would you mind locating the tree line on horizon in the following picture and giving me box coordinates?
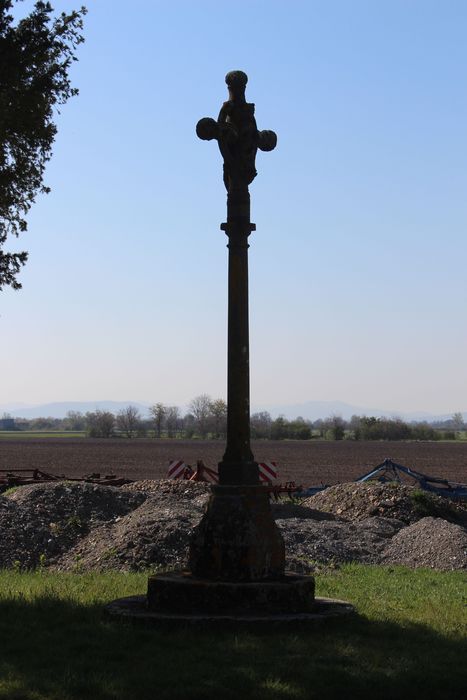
[1,399,465,441]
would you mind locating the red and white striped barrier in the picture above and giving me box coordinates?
[258,461,278,484]
[169,459,277,484]
[190,461,219,484]
[167,460,192,479]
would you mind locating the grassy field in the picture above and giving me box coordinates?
[1,431,466,441]
[0,565,465,700]
[0,432,86,440]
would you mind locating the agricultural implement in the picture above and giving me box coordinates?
[355,458,467,499]
[0,468,133,494]
[167,460,303,498]
[296,458,467,500]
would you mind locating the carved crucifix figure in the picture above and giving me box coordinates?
[197,70,276,192]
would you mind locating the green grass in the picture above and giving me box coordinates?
[0,565,465,700]
[1,486,21,496]
[409,489,466,523]
[0,431,86,440]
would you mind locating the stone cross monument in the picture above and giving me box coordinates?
[146,72,316,617]
[110,73,353,621]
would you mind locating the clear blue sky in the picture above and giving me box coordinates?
[2,0,466,414]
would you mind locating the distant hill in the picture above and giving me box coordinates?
[0,402,34,413]
[251,400,466,423]
[5,399,465,423]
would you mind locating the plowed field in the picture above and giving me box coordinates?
[1,438,466,485]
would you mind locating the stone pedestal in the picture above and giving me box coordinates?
[107,592,354,627]
[147,571,315,615]
[188,484,286,581]
[143,485,318,620]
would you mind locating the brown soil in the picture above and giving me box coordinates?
[1,438,466,485]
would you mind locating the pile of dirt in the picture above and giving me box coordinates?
[381,517,467,570]
[59,480,210,572]
[0,480,465,573]
[123,479,211,504]
[0,482,145,569]
[303,482,467,525]
[278,516,404,574]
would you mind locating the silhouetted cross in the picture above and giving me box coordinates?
[196,70,277,194]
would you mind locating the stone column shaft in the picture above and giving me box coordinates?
[218,185,258,485]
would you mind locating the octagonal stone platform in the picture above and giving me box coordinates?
[105,570,355,627]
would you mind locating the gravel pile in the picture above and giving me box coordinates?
[0,480,465,572]
[279,516,405,574]
[123,478,211,505]
[58,481,210,572]
[303,482,467,525]
[381,517,467,570]
[0,482,144,569]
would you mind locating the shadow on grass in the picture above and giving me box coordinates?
[0,594,465,700]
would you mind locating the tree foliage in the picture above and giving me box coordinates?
[0,0,86,290]
[85,410,115,438]
[250,411,272,439]
[451,412,465,433]
[165,405,181,438]
[149,403,166,438]
[328,414,345,440]
[189,394,212,438]
[209,398,227,438]
[116,405,142,438]
[270,415,312,440]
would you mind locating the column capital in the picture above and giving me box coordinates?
[220,222,256,234]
